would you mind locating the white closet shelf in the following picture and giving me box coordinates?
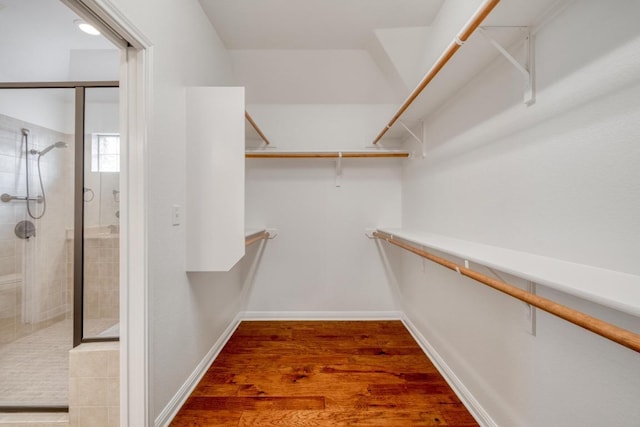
[375,227,640,317]
[246,150,411,159]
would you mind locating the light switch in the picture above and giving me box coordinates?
[172,205,181,226]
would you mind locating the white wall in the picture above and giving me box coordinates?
[416,0,483,79]
[0,90,74,134]
[398,1,640,425]
[368,26,431,93]
[69,49,120,81]
[245,105,403,314]
[244,104,401,149]
[245,158,402,313]
[231,50,400,103]
[107,0,240,421]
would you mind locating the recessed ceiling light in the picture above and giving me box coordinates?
[74,19,100,36]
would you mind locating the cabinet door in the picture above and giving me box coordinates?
[186,87,244,271]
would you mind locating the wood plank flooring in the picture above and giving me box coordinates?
[170,321,478,426]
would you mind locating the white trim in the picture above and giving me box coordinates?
[240,310,404,321]
[154,313,243,427]
[400,313,497,427]
[71,1,152,425]
[66,0,152,49]
[120,43,151,427]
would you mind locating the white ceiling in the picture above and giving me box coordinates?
[200,0,445,49]
[0,0,118,82]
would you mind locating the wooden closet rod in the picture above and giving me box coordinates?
[245,231,270,247]
[246,151,410,159]
[373,0,501,144]
[373,231,640,354]
[245,111,271,145]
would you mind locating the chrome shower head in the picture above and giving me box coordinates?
[31,141,68,156]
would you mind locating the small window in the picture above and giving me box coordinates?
[91,133,120,172]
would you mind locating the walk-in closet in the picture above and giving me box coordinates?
[2,0,638,426]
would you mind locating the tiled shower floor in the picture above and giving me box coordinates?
[0,318,117,407]
[0,319,71,407]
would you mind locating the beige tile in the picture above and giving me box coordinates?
[44,288,64,311]
[106,377,119,406]
[0,239,15,257]
[84,262,99,277]
[84,238,101,248]
[68,409,78,427]
[84,290,100,319]
[69,377,109,406]
[108,406,119,427]
[0,206,16,224]
[84,247,100,262]
[0,255,16,276]
[0,287,17,316]
[69,349,109,378]
[99,276,118,292]
[99,238,114,248]
[98,263,115,278]
[0,315,16,343]
[99,248,114,262]
[73,406,108,427]
[107,351,119,378]
[84,275,100,291]
[100,291,119,318]
[0,224,14,240]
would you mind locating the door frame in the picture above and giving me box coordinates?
[62,1,153,425]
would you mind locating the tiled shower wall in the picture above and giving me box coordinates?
[0,113,73,344]
[67,234,119,324]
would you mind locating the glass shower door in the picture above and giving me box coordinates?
[0,88,75,408]
[82,87,120,340]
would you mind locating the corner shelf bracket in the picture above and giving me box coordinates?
[526,281,537,336]
[479,26,535,106]
[335,151,343,187]
[398,120,426,158]
[488,266,537,335]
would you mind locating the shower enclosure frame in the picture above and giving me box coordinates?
[0,80,119,412]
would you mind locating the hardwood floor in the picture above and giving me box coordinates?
[171,321,478,426]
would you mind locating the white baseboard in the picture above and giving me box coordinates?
[400,313,497,427]
[154,312,243,427]
[240,310,403,320]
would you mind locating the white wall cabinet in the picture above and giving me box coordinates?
[186,87,245,271]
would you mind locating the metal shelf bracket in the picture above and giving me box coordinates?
[335,151,343,187]
[526,281,537,336]
[479,27,535,106]
[398,120,426,158]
